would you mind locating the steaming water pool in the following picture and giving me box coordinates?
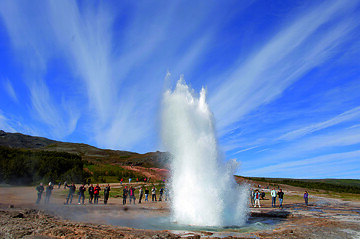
[105,215,283,234]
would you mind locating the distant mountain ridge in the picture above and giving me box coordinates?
[0,130,169,169]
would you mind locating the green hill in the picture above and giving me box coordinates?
[239,176,360,194]
[0,130,169,168]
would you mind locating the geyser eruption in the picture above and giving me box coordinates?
[161,78,249,227]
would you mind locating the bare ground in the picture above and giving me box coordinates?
[1,183,360,238]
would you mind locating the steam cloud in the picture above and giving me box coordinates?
[161,78,249,227]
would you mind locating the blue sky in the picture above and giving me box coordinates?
[1,0,360,179]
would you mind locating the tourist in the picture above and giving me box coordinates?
[304,191,309,206]
[104,184,111,205]
[64,181,68,189]
[254,190,261,208]
[129,186,136,204]
[88,184,94,204]
[65,182,76,204]
[129,178,132,184]
[145,188,149,202]
[152,187,157,201]
[278,189,284,208]
[249,188,254,206]
[271,188,277,208]
[123,186,128,205]
[260,191,266,200]
[94,184,101,204]
[159,187,164,201]
[120,178,123,185]
[44,182,53,204]
[139,187,143,204]
[58,182,61,189]
[78,184,86,204]
[35,183,44,204]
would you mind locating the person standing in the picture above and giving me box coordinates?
[129,186,136,204]
[278,189,284,208]
[271,188,277,208]
[145,188,149,202]
[159,187,164,201]
[139,187,144,204]
[35,183,44,204]
[123,186,128,205]
[129,178,132,184]
[44,182,53,204]
[58,182,61,189]
[249,188,254,206]
[254,190,261,208]
[104,184,111,205]
[304,191,309,206]
[78,184,86,204]
[65,182,76,204]
[151,187,157,201]
[88,184,94,204]
[94,184,101,204]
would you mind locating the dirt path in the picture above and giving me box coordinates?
[121,166,169,181]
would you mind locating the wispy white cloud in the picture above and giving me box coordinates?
[0,1,80,139]
[0,111,15,132]
[242,150,360,179]
[29,79,79,138]
[234,146,258,154]
[210,0,359,135]
[241,125,360,174]
[278,106,360,140]
[1,0,359,182]
[3,78,18,102]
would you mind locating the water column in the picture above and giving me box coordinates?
[161,78,249,227]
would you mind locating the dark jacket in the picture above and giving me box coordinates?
[104,186,111,195]
[123,188,128,197]
[278,191,284,199]
[79,185,86,194]
[36,185,44,193]
[68,185,76,194]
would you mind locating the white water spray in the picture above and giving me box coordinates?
[161,78,249,227]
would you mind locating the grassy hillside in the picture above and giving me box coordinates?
[0,130,170,185]
[0,130,170,169]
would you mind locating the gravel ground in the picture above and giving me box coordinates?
[1,185,360,238]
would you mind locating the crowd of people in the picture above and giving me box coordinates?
[250,187,309,208]
[36,182,309,208]
[250,187,286,208]
[35,181,169,205]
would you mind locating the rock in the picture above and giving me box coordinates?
[12,213,24,218]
